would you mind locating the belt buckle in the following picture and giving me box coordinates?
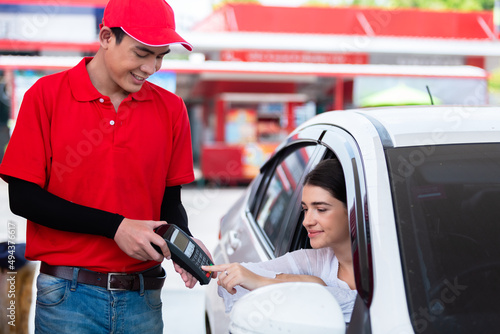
[107,273,128,291]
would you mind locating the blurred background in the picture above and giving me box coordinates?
[0,0,499,184]
[0,1,499,332]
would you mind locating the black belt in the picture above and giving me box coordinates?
[40,262,166,291]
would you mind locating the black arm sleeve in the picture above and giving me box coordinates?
[8,177,124,239]
[160,185,192,236]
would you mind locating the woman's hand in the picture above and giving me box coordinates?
[202,263,272,294]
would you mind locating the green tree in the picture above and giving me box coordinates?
[351,0,380,6]
[387,0,494,11]
[216,0,260,5]
[302,0,334,7]
[213,0,261,10]
[216,0,494,11]
[488,67,500,93]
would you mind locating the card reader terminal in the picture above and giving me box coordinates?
[153,224,213,285]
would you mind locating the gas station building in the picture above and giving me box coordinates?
[0,2,497,182]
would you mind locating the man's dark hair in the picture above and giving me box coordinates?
[303,158,347,205]
[110,27,126,44]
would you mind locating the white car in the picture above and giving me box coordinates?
[204,105,500,334]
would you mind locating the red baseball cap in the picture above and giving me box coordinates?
[101,0,192,51]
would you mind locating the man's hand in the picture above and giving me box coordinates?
[114,219,171,262]
[174,237,215,288]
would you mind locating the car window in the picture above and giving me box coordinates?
[254,145,316,251]
[386,143,500,333]
[281,149,343,253]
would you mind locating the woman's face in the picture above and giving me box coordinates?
[301,184,349,249]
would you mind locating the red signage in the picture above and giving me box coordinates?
[221,50,368,64]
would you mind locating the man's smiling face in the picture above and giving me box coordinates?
[104,32,170,94]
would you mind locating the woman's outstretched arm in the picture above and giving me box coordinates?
[203,263,326,294]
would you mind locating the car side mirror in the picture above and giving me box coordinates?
[228,282,346,334]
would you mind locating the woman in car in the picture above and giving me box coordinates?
[202,158,357,322]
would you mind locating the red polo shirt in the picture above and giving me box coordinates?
[0,57,194,273]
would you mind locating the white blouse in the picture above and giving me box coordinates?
[217,247,358,323]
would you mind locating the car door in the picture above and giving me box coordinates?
[205,128,327,334]
[246,123,374,291]
[210,124,375,334]
[274,124,375,329]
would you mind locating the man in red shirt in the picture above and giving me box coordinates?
[0,0,213,332]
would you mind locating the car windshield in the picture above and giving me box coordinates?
[386,143,500,333]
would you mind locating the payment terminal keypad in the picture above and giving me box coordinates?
[153,224,213,285]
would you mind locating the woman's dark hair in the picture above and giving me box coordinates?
[303,158,347,205]
[110,27,126,44]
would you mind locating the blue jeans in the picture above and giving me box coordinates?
[35,271,163,334]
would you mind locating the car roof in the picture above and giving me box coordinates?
[300,105,500,148]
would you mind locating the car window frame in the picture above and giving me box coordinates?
[267,124,375,328]
[320,127,374,307]
[274,144,328,256]
[247,127,326,258]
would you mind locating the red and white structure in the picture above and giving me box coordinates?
[0,2,496,182]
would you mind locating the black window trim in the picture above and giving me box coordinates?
[246,141,322,258]
[246,127,327,259]
[320,127,374,307]
[275,145,328,256]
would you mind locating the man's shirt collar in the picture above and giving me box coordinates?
[68,57,152,102]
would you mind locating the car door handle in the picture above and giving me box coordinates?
[226,230,241,255]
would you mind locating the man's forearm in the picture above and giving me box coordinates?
[160,185,191,236]
[8,177,124,238]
